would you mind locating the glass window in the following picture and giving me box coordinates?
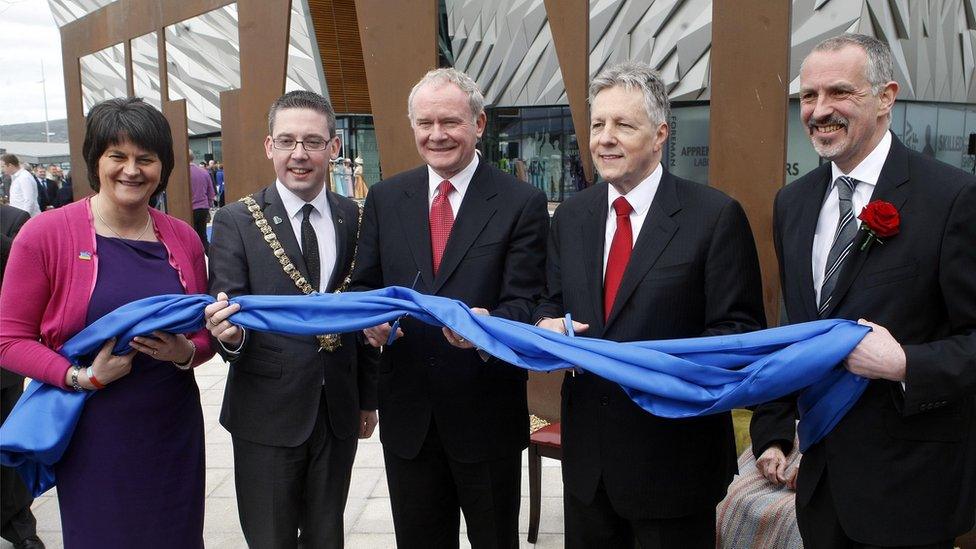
[484,105,586,202]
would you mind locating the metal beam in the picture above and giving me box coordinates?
[544,0,594,185]
[355,0,437,178]
[709,0,792,325]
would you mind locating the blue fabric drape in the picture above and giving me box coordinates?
[1,287,869,496]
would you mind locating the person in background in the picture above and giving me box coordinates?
[215,162,225,207]
[42,165,61,210]
[1,155,39,217]
[55,170,73,208]
[188,151,215,252]
[0,97,214,549]
[0,203,44,549]
[31,166,51,212]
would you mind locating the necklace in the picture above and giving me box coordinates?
[92,196,152,241]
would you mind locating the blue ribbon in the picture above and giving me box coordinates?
[1,287,869,496]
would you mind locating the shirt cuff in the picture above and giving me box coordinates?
[218,328,247,355]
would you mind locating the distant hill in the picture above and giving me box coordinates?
[0,119,69,143]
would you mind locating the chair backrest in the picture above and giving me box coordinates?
[527,371,561,423]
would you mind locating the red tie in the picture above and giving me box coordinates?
[604,196,633,322]
[429,180,455,274]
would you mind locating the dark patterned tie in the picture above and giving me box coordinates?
[301,203,320,291]
[429,180,455,275]
[604,196,633,322]
[818,176,859,317]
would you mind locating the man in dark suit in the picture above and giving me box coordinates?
[0,204,44,549]
[751,34,976,548]
[204,90,378,548]
[534,61,765,548]
[349,68,549,548]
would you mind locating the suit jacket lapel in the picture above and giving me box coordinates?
[395,174,436,289]
[605,173,679,328]
[580,184,609,332]
[433,162,498,293]
[793,166,831,320]
[324,191,349,292]
[822,133,911,318]
[261,185,312,285]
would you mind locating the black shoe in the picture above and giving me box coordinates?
[12,535,45,549]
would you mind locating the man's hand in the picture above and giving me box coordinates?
[845,320,906,381]
[359,410,378,439]
[204,292,243,348]
[536,317,589,335]
[363,323,401,348]
[756,445,797,489]
[442,307,489,349]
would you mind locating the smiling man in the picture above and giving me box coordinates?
[533,61,765,548]
[349,68,549,548]
[204,90,378,548]
[750,34,976,548]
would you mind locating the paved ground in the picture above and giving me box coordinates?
[2,355,566,548]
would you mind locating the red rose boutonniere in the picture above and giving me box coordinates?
[857,200,900,251]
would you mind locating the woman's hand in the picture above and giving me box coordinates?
[84,338,136,387]
[130,331,194,363]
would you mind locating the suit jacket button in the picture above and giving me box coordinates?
[427,357,436,367]
[600,396,609,406]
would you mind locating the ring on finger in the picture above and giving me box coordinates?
[152,349,158,356]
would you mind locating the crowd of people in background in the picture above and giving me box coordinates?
[0,155,73,217]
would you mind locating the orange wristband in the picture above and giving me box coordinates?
[86,366,105,389]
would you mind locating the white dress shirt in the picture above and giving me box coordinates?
[8,168,40,217]
[427,153,479,214]
[812,131,891,304]
[275,180,337,293]
[603,163,662,279]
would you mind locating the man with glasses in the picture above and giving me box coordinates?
[204,90,378,548]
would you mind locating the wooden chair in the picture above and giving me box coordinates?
[526,371,563,543]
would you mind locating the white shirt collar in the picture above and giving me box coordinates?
[275,180,331,220]
[428,153,479,200]
[830,130,891,188]
[607,162,662,215]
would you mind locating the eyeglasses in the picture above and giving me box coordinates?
[272,137,331,151]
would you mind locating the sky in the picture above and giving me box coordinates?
[0,0,66,126]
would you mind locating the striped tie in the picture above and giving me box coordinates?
[818,176,860,317]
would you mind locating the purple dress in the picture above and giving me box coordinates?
[55,236,205,548]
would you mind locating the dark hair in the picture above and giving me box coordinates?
[267,90,337,138]
[1,153,20,167]
[83,97,174,200]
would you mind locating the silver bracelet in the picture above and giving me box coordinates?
[70,365,85,392]
[173,340,196,370]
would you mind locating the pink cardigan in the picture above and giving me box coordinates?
[0,198,214,387]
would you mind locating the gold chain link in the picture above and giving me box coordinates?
[239,196,363,352]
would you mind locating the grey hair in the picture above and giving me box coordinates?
[808,33,893,95]
[589,61,671,125]
[407,68,486,122]
[268,90,337,138]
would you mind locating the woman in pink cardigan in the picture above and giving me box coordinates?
[0,98,214,548]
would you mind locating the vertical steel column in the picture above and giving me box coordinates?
[709,0,792,325]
